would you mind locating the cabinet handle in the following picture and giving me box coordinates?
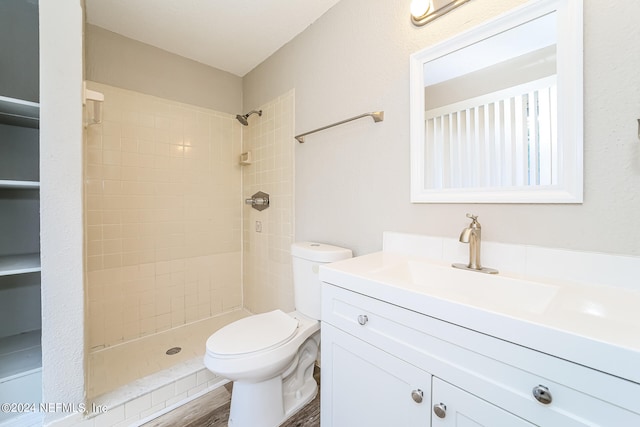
[433,403,447,418]
[357,314,368,325]
[411,389,423,403]
[532,385,553,405]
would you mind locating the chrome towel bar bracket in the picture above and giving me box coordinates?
[295,111,384,143]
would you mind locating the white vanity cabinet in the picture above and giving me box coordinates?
[431,378,534,427]
[321,323,431,426]
[320,282,640,427]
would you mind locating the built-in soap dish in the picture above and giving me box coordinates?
[239,151,252,165]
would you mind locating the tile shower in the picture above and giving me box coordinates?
[83,82,295,424]
[241,91,296,315]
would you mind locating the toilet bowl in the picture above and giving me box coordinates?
[204,242,352,427]
[205,310,318,382]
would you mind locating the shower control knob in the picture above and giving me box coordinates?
[532,385,553,405]
[411,389,424,403]
[433,403,447,418]
[357,315,368,325]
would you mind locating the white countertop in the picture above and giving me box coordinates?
[320,251,640,385]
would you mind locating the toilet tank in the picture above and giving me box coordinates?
[291,242,352,320]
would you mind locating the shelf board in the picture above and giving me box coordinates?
[0,253,41,276]
[0,95,39,128]
[0,180,40,189]
[0,330,42,381]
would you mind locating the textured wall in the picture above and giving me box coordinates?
[40,0,85,421]
[243,0,640,257]
[85,24,242,115]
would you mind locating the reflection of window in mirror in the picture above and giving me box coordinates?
[410,0,583,204]
[423,13,558,190]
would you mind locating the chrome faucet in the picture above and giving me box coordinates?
[452,214,498,274]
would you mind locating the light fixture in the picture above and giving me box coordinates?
[411,0,471,26]
[410,0,431,19]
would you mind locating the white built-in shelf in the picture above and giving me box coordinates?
[0,253,41,276]
[0,330,42,381]
[0,179,40,189]
[0,95,39,128]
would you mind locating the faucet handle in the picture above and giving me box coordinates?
[466,213,480,228]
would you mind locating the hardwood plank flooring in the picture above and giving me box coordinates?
[144,368,320,427]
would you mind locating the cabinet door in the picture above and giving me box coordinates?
[432,377,534,427]
[321,324,431,427]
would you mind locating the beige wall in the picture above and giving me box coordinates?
[242,90,296,314]
[84,82,243,360]
[85,24,242,114]
[243,0,640,257]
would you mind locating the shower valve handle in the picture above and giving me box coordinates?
[245,191,270,211]
[245,197,268,206]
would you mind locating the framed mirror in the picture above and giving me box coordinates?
[410,0,583,203]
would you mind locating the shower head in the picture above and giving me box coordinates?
[236,109,262,126]
[236,114,249,126]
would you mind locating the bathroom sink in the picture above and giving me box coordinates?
[371,258,640,335]
[329,253,639,329]
[371,259,558,315]
[320,250,640,384]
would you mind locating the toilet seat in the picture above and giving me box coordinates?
[206,310,299,357]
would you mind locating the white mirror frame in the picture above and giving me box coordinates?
[410,0,583,203]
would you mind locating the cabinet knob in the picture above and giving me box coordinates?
[357,314,368,325]
[532,385,553,405]
[411,389,423,403]
[433,403,447,418]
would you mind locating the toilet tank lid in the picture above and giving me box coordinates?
[291,242,352,263]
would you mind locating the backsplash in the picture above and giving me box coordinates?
[383,232,640,291]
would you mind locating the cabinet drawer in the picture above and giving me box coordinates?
[321,283,640,426]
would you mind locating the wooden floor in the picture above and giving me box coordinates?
[144,368,320,427]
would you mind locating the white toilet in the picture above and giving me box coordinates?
[204,242,352,427]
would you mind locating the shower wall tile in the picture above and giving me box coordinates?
[242,90,295,314]
[84,82,242,351]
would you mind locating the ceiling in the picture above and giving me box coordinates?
[85,0,342,77]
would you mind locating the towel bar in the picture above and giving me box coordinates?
[295,111,384,143]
